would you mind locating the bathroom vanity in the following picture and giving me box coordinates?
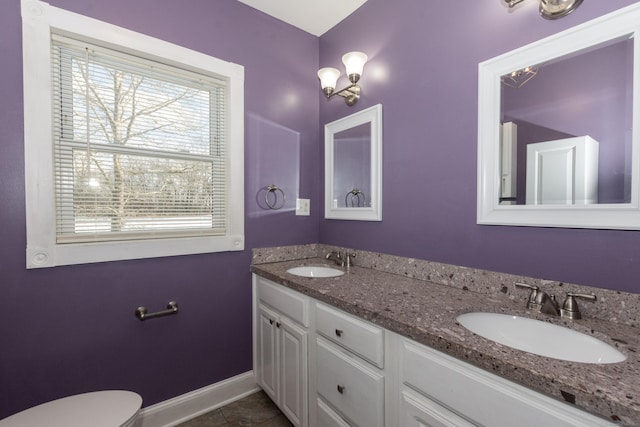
[251,247,639,427]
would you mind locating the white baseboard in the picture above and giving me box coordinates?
[134,371,259,427]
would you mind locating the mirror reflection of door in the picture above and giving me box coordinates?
[333,123,371,208]
[525,136,599,205]
[500,36,633,205]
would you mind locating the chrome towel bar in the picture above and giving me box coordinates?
[135,301,178,321]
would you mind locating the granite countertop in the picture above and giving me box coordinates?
[251,258,640,426]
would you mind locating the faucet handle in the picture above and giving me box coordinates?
[345,253,356,268]
[561,292,597,320]
[325,250,342,259]
[515,283,539,309]
[325,250,344,266]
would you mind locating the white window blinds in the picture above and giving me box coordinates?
[51,35,228,243]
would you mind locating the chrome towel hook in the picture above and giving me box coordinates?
[135,301,178,321]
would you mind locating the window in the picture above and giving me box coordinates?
[22,1,244,268]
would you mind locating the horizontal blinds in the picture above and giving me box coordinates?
[51,35,227,243]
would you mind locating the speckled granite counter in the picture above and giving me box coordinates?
[251,255,640,426]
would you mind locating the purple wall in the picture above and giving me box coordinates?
[319,0,640,293]
[1,0,319,418]
[4,0,640,420]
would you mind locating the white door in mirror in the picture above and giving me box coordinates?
[526,136,598,205]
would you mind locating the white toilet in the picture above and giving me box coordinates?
[0,390,142,427]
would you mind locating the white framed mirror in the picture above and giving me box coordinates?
[325,104,382,221]
[477,3,640,230]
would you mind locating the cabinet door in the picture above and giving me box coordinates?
[257,304,279,402]
[279,317,308,427]
[400,389,475,427]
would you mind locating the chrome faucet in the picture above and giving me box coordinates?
[515,283,596,319]
[325,251,344,266]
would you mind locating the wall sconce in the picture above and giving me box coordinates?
[504,0,583,20]
[318,51,368,106]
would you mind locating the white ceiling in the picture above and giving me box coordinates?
[236,0,369,37]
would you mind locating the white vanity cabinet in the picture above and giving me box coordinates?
[315,303,385,427]
[252,274,618,427]
[253,276,309,427]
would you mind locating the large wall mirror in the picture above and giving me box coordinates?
[325,104,382,221]
[478,4,640,229]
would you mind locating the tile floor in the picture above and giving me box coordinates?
[176,390,293,427]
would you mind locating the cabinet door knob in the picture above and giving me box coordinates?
[335,329,343,337]
[337,384,345,394]
[269,319,274,325]
[276,322,281,328]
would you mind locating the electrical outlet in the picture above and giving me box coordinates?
[296,198,310,216]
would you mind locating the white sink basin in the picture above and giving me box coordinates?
[456,312,626,364]
[286,266,344,278]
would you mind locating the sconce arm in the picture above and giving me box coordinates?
[504,0,526,7]
[325,84,361,106]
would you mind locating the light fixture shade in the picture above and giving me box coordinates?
[342,51,368,77]
[317,67,340,90]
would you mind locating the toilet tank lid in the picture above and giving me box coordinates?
[0,390,142,427]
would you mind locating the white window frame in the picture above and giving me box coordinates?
[22,0,245,268]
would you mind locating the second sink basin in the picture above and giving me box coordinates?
[456,312,626,364]
[286,266,344,278]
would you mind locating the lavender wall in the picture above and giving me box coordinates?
[318,0,640,293]
[5,0,640,420]
[0,0,319,418]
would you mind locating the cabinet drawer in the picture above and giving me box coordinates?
[401,389,475,427]
[316,302,384,368]
[316,338,384,427]
[256,276,309,327]
[317,398,350,427]
[401,340,616,427]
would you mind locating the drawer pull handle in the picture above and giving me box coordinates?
[335,329,343,337]
[269,319,274,325]
[337,384,345,394]
[276,322,281,328]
